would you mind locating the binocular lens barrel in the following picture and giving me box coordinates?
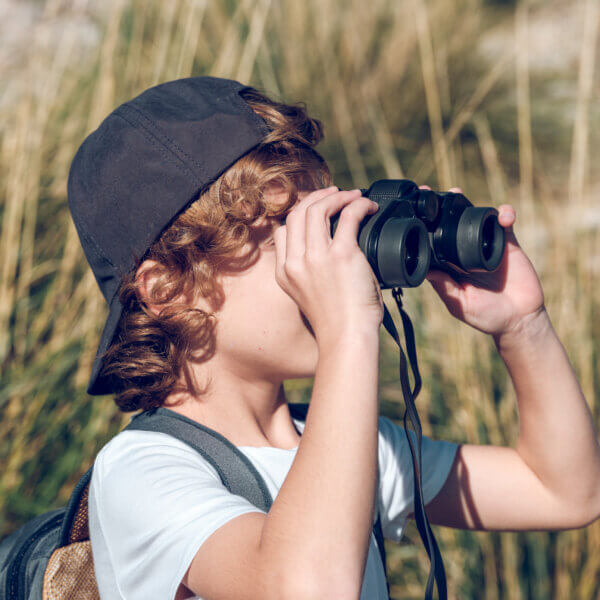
[377,218,431,287]
[455,207,505,271]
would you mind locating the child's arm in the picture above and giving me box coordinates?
[415,192,600,531]
[424,307,600,530]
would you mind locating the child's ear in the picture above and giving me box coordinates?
[135,259,164,318]
[134,259,214,317]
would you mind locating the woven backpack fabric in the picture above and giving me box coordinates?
[0,403,389,599]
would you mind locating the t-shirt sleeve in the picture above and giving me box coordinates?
[376,415,459,542]
[90,430,268,600]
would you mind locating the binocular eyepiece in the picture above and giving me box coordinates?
[330,179,506,288]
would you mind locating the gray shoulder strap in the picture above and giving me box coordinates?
[124,407,273,512]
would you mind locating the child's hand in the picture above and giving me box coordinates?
[272,186,384,347]
[422,185,546,338]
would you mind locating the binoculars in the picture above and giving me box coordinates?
[330,179,506,289]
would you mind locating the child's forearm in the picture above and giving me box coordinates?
[259,327,380,598]
[493,308,600,519]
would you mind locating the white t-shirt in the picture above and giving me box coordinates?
[89,413,458,600]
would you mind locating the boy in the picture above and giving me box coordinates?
[68,76,600,599]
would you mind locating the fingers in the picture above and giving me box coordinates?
[497,204,520,248]
[284,186,339,260]
[305,189,370,252]
[497,204,516,228]
[329,195,379,251]
[272,185,377,294]
[275,185,379,270]
[418,184,465,194]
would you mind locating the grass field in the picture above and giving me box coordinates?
[1,0,599,597]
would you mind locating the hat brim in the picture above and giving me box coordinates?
[86,292,125,396]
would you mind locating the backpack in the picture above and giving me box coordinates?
[0,403,389,599]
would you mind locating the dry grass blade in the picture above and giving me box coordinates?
[0,100,30,367]
[151,0,179,86]
[568,0,599,209]
[235,0,272,84]
[472,113,507,207]
[209,0,247,78]
[412,0,452,189]
[309,0,368,187]
[363,91,405,180]
[515,2,534,223]
[174,0,207,78]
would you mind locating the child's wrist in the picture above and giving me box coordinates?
[316,325,380,353]
[492,307,551,353]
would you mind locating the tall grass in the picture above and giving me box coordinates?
[1,0,598,597]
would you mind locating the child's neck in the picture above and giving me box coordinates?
[164,389,302,450]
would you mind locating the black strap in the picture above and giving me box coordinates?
[382,287,447,600]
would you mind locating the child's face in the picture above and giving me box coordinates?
[202,185,320,384]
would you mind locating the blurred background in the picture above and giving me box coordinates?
[0,0,598,597]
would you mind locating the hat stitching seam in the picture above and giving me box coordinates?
[118,104,207,182]
[76,220,117,270]
[113,110,203,185]
[113,110,199,181]
[124,103,208,178]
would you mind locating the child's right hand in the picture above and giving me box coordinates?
[272,186,384,347]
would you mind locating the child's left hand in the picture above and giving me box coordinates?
[422,186,546,339]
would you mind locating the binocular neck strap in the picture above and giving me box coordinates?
[382,287,447,600]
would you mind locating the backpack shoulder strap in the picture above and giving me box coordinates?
[124,407,273,512]
[58,466,93,546]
